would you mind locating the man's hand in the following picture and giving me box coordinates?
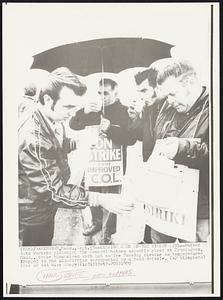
[127,99,143,120]
[99,194,135,214]
[68,105,85,117]
[88,192,135,215]
[128,106,139,121]
[155,137,179,160]
[59,185,88,209]
[100,117,111,134]
[69,139,77,151]
[84,101,102,114]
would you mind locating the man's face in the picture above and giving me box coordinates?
[98,84,117,106]
[158,76,194,113]
[45,86,84,122]
[137,80,157,106]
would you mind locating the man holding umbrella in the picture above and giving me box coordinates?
[70,78,136,244]
[18,68,134,246]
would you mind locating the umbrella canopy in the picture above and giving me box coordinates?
[82,69,147,106]
[31,37,173,76]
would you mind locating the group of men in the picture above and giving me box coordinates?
[18,57,209,246]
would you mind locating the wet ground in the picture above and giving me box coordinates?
[52,208,103,246]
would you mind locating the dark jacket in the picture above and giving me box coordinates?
[19,108,86,226]
[69,99,136,173]
[154,87,209,219]
[127,99,165,162]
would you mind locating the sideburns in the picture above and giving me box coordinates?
[51,101,56,111]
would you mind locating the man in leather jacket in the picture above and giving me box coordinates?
[127,68,165,244]
[149,58,209,243]
[19,68,134,246]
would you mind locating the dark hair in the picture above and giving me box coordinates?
[24,82,37,97]
[99,78,117,90]
[39,67,87,105]
[156,59,197,85]
[134,68,158,88]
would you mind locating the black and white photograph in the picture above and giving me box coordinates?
[3,2,220,297]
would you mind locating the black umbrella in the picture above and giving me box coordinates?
[31,37,173,75]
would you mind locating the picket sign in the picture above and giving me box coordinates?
[128,155,199,242]
[112,175,146,244]
[84,125,123,187]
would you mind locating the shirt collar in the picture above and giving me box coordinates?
[186,86,208,116]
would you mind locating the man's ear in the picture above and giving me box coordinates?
[43,94,53,106]
[114,87,118,98]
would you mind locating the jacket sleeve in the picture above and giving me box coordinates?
[106,121,137,146]
[105,106,138,146]
[174,127,209,169]
[19,125,88,208]
[127,116,144,142]
[69,109,99,130]
[63,137,77,154]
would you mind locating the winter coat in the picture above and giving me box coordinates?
[154,87,209,219]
